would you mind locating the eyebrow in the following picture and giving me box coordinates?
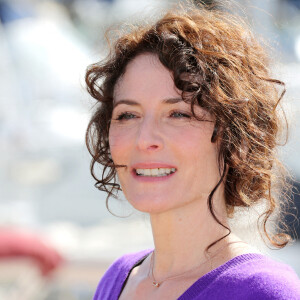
[113,97,183,109]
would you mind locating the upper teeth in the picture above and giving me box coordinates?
[136,168,176,176]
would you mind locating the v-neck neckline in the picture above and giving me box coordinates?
[118,249,265,300]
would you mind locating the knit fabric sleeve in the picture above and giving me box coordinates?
[242,266,300,300]
[93,251,300,300]
[93,249,152,300]
[92,255,125,300]
[182,254,300,300]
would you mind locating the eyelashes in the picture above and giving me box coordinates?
[169,111,191,119]
[114,110,192,121]
[115,112,137,121]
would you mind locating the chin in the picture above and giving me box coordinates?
[126,194,177,214]
[127,193,198,215]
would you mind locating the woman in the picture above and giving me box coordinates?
[85,3,300,299]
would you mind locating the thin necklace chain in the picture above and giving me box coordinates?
[148,241,248,288]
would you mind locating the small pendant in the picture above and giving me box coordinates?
[152,281,160,287]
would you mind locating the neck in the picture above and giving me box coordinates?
[149,193,231,280]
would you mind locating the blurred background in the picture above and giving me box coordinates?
[0,0,299,299]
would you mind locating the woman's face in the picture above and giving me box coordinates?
[109,53,221,214]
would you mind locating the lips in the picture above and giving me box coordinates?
[131,162,177,181]
[135,167,176,176]
[131,162,177,170]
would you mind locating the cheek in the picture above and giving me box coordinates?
[109,134,122,163]
[177,129,218,170]
[176,127,212,152]
[108,131,129,182]
[108,126,135,163]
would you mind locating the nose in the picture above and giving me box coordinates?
[136,115,164,152]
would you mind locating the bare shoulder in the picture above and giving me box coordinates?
[210,235,261,267]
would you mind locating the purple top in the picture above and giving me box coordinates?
[93,249,300,300]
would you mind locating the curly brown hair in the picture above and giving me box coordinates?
[85,3,292,249]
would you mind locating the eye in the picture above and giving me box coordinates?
[170,111,191,119]
[115,112,137,121]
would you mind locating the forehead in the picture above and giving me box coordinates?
[113,53,181,102]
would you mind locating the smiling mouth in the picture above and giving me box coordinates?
[135,168,176,177]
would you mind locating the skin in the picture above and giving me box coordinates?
[109,53,256,299]
[110,53,220,214]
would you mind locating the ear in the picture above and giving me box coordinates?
[211,125,218,143]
